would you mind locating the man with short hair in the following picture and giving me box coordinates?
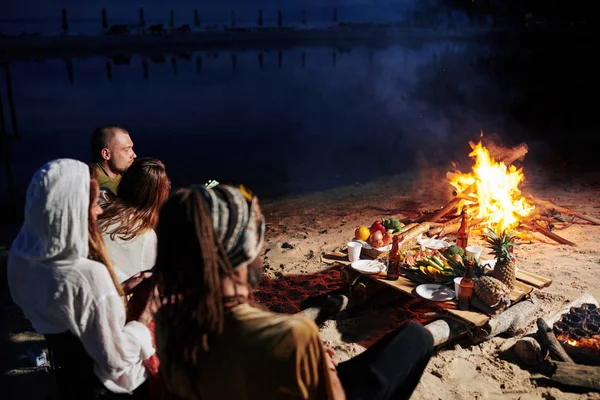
[91,125,136,202]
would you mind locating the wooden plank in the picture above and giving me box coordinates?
[375,275,491,327]
[516,269,553,289]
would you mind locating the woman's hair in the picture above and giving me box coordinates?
[99,158,170,241]
[88,168,125,297]
[153,188,242,368]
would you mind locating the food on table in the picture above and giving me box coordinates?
[474,276,511,310]
[369,230,383,245]
[355,225,371,241]
[369,221,387,235]
[486,230,517,291]
[372,239,385,248]
[443,245,465,259]
[381,217,404,233]
[382,232,393,246]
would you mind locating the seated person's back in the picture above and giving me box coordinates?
[157,301,333,400]
[99,158,170,282]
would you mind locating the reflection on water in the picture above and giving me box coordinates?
[1,39,523,228]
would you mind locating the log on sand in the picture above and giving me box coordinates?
[536,318,574,363]
[520,218,576,247]
[427,143,529,223]
[423,318,468,348]
[528,195,600,225]
[474,299,540,343]
[547,362,600,391]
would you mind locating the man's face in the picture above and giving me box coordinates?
[105,130,136,175]
[247,256,264,289]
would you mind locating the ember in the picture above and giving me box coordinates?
[449,140,535,232]
[553,303,600,356]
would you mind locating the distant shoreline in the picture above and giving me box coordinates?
[0,25,494,61]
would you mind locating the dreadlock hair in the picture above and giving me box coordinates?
[88,167,125,297]
[153,188,240,368]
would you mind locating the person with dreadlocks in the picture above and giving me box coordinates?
[99,157,171,283]
[153,185,434,400]
[7,159,158,399]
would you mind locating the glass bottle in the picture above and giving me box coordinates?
[458,261,474,310]
[456,208,469,251]
[387,236,400,281]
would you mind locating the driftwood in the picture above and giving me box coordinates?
[547,361,600,391]
[474,299,539,342]
[528,195,600,225]
[295,294,349,325]
[520,217,576,247]
[528,292,599,334]
[423,318,468,347]
[536,318,574,363]
[512,337,545,366]
[427,143,529,223]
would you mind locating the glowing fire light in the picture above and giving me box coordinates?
[449,141,535,232]
[566,338,579,347]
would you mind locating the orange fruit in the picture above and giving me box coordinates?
[355,226,370,241]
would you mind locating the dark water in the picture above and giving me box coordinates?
[1,27,599,237]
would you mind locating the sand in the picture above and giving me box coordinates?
[2,163,600,399]
[259,166,600,399]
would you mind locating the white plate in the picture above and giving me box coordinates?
[351,260,387,275]
[415,284,455,302]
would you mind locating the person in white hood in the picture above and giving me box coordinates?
[7,159,157,399]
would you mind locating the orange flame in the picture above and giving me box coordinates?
[449,141,535,233]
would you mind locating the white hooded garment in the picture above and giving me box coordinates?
[7,159,154,394]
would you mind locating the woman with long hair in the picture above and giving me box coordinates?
[7,159,158,399]
[99,157,170,283]
[152,185,433,400]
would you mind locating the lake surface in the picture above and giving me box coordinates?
[1,29,597,233]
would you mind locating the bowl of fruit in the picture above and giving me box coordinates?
[353,218,404,259]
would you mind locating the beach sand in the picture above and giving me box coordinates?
[2,165,600,399]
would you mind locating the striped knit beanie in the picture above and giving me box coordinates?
[191,185,265,270]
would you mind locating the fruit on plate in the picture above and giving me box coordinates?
[369,230,383,243]
[381,232,393,246]
[369,221,387,235]
[355,226,370,241]
[381,217,404,233]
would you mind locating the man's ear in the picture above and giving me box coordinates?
[101,148,110,161]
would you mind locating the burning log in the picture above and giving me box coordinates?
[527,195,600,225]
[427,143,529,223]
[428,217,485,237]
[536,318,574,363]
[520,218,576,247]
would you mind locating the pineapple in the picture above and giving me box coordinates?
[474,276,511,310]
[486,229,517,291]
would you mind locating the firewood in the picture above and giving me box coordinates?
[520,218,576,246]
[474,299,540,342]
[547,361,600,390]
[423,318,468,347]
[427,143,528,222]
[527,195,600,225]
[512,337,545,366]
[536,318,574,363]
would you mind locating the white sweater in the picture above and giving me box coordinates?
[7,159,154,394]
[102,223,157,283]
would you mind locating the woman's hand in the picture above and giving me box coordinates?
[137,286,160,326]
[122,271,153,295]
